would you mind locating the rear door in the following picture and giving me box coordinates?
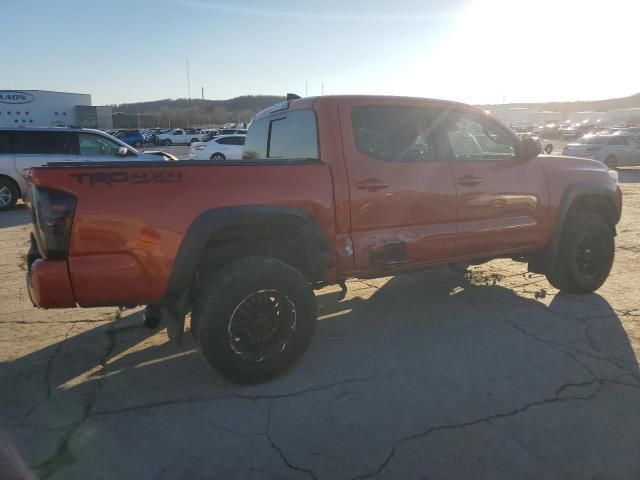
[13,131,77,174]
[436,107,548,257]
[338,100,458,273]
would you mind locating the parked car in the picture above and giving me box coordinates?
[0,127,172,210]
[24,95,621,384]
[562,134,640,168]
[189,134,246,160]
[217,128,248,136]
[156,128,205,145]
[113,129,145,148]
[515,132,553,154]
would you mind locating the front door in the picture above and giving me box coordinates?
[339,99,458,274]
[436,108,548,258]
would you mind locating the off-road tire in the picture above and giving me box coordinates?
[546,212,614,294]
[0,178,19,211]
[192,256,317,384]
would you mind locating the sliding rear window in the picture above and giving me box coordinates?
[243,109,318,160]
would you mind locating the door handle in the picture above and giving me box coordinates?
[457,175,483,187]
[356,179,390,192]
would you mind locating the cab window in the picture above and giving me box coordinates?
[78,133,122,156]
[443,112,517,161]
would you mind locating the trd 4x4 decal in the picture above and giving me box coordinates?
[70,171,183,186]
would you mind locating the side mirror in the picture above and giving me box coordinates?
[521,137,542,160]
[117,147,129,157]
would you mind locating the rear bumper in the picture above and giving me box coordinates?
[26,238,75,308]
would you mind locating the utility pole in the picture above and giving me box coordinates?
[186,59,191,100]
[305,80,308,97]
[321,82,324,96]
[201,86,204,100]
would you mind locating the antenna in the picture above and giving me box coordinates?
[186,59,191,100]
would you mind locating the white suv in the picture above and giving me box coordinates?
[0,127,173,211]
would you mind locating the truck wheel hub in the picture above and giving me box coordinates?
[228,290,297,362]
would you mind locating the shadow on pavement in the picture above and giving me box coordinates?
[2,268,639,478]
[618,167,640,184]
[0,204,30,229]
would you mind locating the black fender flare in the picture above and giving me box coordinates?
[163,205,332,302]
[546,182,620,266]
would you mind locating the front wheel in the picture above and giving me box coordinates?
[210,153,226,161]
[544,144,553,154]
[0,178,18,211]
[546,212,614,294]
[192,256,317,384]
[163,139,172,146]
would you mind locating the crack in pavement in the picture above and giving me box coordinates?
[266,400,317,480]
[18,324,75,427]
[34,315,132,478]
[350,380,608,479]
[90,377,374,417]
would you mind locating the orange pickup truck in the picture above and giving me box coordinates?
[26,95,622,383]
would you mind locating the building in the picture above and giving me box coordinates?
[0,89,112,129]
[607,108,640,125]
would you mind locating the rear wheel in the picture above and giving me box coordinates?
[546,212,614,293]
[192,256,317,384]
[190,138,198,144]
[210,153,226,161]
[604,155,617,169]
[0,178,18,211]
[544,144,553,154]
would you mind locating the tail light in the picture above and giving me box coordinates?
[31,187,76,259]
[194,145,206,150]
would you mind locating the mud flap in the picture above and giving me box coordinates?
[163,292,190,344]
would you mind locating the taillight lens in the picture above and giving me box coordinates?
[195,145,206,150]
[31,187,76,259]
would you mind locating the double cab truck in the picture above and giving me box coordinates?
[25,95,622,384]
[156,128,204,145]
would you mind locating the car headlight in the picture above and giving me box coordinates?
[608,169,619,184]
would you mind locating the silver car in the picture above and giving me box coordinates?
[562,134,640,169]
[0,127,172,211]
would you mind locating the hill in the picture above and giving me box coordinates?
[110,95,285,128]
[111,93,640,128]
[479,93,640,114]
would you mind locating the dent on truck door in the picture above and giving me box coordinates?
[339,101,457,273]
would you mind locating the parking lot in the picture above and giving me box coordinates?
[0,169,639,479]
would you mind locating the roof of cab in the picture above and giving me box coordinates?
[253,95,482,122]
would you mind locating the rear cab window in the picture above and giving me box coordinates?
[243,109,318,160]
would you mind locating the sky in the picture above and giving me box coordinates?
[3,0,639,105]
